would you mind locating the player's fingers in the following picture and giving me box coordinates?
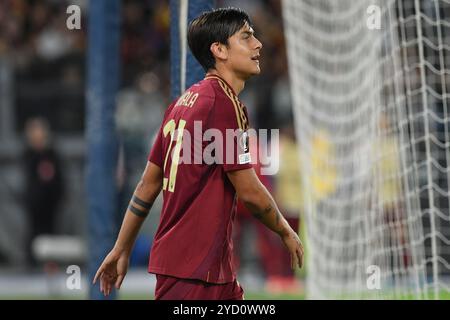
[99,276,104,294]
[106,275,113,296]
[115,274,125,289]
[101,273,110,295]
[103,279,107,296]
[108,279,114,295]
[291,251,299,270]
[297,247,303,268]
[93,266,104,284]
[104,278,109,296]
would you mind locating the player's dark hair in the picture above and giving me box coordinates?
[188,7,252,72]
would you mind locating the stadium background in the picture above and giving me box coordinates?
[0,0,302,299]
[1,0,449,300]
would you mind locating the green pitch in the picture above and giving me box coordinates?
[4,290,450,300]
[119,291,305,300]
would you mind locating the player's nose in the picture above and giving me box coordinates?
[255,37,263,51]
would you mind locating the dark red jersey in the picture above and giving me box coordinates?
[148,75,252,283]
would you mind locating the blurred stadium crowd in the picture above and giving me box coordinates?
[0,0,302,295]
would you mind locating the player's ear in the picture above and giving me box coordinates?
[210,42,228,61]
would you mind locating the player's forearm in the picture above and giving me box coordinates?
[114,179,161,253]
[114,209,147,254]
[241,186,292,238]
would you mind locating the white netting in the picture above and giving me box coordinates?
[282,0,450,299]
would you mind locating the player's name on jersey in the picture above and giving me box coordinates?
[175,91,199,108]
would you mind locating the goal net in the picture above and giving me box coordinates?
[282,0,450,299]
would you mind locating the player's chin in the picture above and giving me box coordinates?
[249,65,261,76]
[240,66,260,79]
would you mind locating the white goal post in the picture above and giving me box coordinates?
[282,0,450,299]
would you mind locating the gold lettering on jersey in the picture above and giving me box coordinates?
[182,92,192,105]
[175,91,199,108]
[187,93,198,108]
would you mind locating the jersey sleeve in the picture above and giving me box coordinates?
[148,124,163,168]
[211,94,253,172]
[148,101,177,168]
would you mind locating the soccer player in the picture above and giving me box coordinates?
[93,7,304,300]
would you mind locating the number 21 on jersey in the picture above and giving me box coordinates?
[162,119,186,192]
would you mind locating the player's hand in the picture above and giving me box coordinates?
[281,230,304,270]
[93,247,130,296]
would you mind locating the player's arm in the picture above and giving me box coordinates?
[227,168,304,269]
[114,161,162,252]
[93,161,163,296]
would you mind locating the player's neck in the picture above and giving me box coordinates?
[206,69,245,96]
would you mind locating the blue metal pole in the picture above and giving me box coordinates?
[170,0,215,100]
[86,0,121,300]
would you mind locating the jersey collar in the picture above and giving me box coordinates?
[204,74,237,96]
